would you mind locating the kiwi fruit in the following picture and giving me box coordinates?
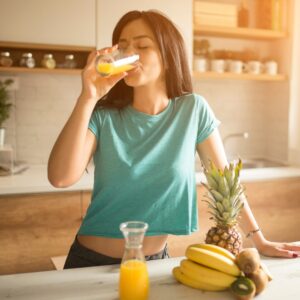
[236,248,261,274]
[231,276,256,300]
[260,262,273,281]
[247,268,269,295]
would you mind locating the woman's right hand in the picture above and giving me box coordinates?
[79,45,127,104]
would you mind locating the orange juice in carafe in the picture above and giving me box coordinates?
[119,259,149,300]
[119,221,149,300]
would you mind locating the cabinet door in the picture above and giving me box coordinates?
[0,0,96,46]
[0,192,82,275]
[96,0,193,66]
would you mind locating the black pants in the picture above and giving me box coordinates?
[64,236,170,269]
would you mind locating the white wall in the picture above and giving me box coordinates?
[0,0,96,46]
[193,79,289,163]
[4,74,81,164]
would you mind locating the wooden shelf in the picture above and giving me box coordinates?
[194,26,287,40]
[0,41,95,74]
[0,41,94,52]
[193,71,287,81]
[0,66,82,75]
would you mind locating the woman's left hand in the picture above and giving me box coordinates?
[257,240,300,258]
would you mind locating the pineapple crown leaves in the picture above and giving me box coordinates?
[202,159,243,197]
[202,159,245,226]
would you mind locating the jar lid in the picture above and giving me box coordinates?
[1,52,10,57]
[65,54,74,60]
[22,53,33,58]
[44,54,53,59]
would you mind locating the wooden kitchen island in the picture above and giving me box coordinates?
[0,256,299,300]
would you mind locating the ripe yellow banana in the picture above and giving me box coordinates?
[172,266,226,291]
[187,243,236,262]
[186,246,241,276]
[180,259,237,288]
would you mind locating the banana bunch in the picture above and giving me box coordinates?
[172,243,241,292]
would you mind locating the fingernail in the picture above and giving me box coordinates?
[292,253,298,258]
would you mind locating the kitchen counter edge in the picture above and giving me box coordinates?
[1,165,300,196]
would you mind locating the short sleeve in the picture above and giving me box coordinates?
[88,109,102,140]
[196,95,220,144]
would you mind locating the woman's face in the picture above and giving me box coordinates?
[118,18,164,87]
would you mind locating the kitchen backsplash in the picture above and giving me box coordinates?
[4,74,289,165]
[4,74,81,164]
[193,79,289,163]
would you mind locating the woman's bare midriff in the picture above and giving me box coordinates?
[77,234,169,258]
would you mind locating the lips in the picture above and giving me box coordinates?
[127,64,140,75]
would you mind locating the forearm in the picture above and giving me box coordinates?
[239,194,266,249]
[48,95,96,186]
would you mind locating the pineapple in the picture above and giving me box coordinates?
[202,159,245,256]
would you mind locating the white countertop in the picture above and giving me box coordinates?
[1,164,300,195]
[0,164,94,195]
[0,256,299,299]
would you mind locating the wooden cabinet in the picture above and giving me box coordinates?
[0,191,92,275]
[195,26,287,40]
[0,0,96,47]
[96,0,193,66]
[242,178,300,243]
[1,178,299,274]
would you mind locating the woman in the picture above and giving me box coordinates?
[48,10,299,269]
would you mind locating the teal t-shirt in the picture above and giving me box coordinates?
[78,93,220,238]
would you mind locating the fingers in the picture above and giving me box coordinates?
[275,247,299,258]
[282,243,300,256]
[95,44,118,58]
[283,242,300,251]
[82,44,125,97]
[106,71,128,86]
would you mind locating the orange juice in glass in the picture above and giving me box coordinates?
[119,221,149,300]
[95,49,139,77]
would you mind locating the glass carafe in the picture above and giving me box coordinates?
[119,221,149,300]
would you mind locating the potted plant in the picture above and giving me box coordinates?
[0,79,13,147]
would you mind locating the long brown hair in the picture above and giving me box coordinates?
[96,10,193,110]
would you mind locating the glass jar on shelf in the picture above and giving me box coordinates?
[41,53,56,69]
[193,39,210,73]
[19,53,35,68]
[63,54,77,69]
[119,221,149,300]
[0,52,13,67]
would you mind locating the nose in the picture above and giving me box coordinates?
[119,43,136,57]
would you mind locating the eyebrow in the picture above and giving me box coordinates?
[119,35,154,42]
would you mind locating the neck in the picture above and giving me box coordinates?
[133,84,169,115]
